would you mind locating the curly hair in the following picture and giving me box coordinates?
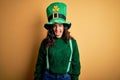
[44,24,74,49]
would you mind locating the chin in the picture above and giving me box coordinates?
[56,36,62,38]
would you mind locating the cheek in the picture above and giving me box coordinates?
[53,28,56,32]
[61,27,64,32]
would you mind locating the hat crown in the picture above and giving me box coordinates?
[46,2,67,21]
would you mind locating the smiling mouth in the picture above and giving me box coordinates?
[55,31,62,36]
[55,33,60,36]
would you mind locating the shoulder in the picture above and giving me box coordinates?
[70,38,77,43]
[39,39,46,47]
[70,38,78,47]
[41,39,46,44]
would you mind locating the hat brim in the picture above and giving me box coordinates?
[44,18,71,30]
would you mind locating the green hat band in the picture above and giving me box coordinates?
[48,13,66,22]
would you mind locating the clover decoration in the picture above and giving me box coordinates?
[52,5,59,13]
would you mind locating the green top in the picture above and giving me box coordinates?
[34,38,81,80]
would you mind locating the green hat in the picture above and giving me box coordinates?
[44,2,71,30]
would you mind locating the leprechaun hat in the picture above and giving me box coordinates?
[44,2,71,30]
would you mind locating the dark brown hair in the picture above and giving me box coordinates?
[44,24,74,49]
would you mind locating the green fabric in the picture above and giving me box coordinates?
[46,2,66,17]
[44,2,71,30]
[66,39,73,72]
[34,38,81,80]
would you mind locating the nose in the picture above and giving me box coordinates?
[55,26,59,31]
[57,26,59,30]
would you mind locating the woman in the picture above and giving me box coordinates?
[34,2,81,80]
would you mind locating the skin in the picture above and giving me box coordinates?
[52,23,64,38]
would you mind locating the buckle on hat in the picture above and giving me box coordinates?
[53,12,58,19]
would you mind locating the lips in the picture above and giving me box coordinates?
[55,32,60,36]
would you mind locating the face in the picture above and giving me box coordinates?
[52,23,64,38]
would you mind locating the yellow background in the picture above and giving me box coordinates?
[0,0,120,80]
